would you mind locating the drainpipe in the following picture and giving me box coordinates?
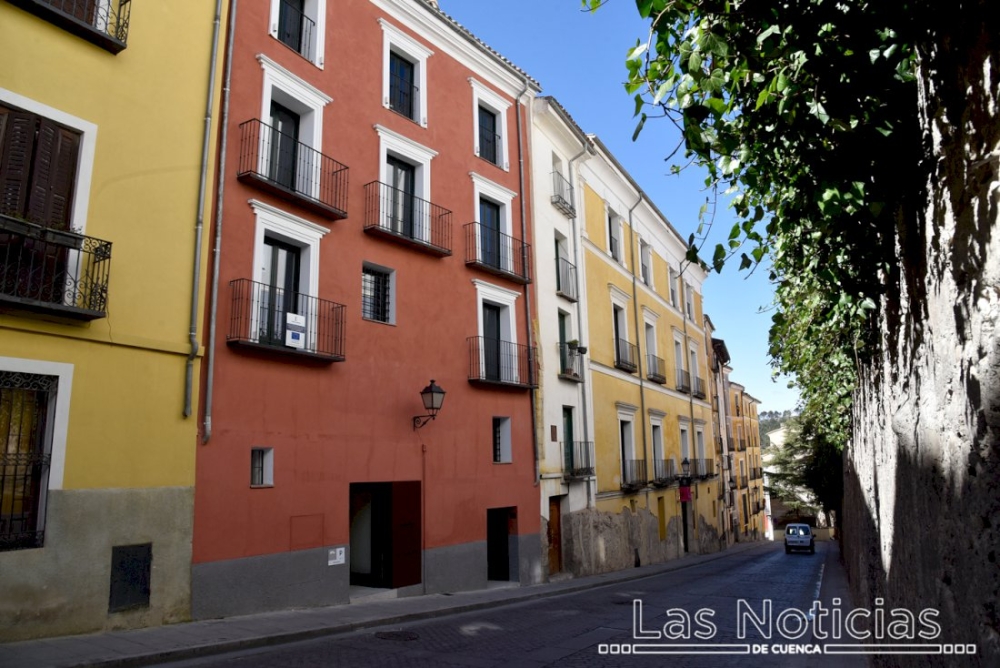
[515,77,539,485]
[184,0,226,417]
[567,141,593,506]
[202,0,238,443]
[626,193,647,475]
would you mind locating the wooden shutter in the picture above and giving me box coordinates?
[0,106,37,219]
[26,119,79,230]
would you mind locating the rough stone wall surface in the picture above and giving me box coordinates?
[843,6,1000,666]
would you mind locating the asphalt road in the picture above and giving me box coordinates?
[162,541,865,668]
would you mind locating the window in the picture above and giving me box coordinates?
[268,101,300,191]
[479,198,502,269]
[471,79,510,170]
[362,263,394,324]
[474,280,521,383]
[668,267,678,307]
[696,428,706,461]
[270,0,326,66]
[380,20,433,127]
[386,156,417,237]
[374,125,438,243]
[257,237,301,346]
[680,422,691,461]
[684,281,695,320]
[640,241,652,286]
[471,172,517,272]
[492,417,511,463]
[251,447,274,486]
[608,211,620,261]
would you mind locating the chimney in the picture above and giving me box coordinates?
[426,0,439,8]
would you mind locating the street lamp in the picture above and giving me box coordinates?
[413,379,446,430]
[678,457,693,487]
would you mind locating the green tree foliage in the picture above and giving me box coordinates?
[758,409,792,447]
[766,416,843,521]
[584,0,921,454]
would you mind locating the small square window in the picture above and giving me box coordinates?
[109,543,152,613]
[492,417,511,463]
[251,448,274,487]
[362,264,395,324]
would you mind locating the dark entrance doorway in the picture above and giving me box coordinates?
[547,497,563,574]
[349,482,421,589]
[487,506,516,581]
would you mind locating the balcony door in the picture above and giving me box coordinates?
[479,198,501,269]
[269,101,299,191]
[259,238,301,346]
[482,302,502,381]
[563,406,574,471]
[278,0,306,55]
[387,156,415,238]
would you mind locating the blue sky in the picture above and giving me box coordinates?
[443,0,799,412]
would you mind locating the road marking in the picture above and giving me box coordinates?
[807,548,825,622]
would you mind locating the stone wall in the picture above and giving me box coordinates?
[842,4,1000,665]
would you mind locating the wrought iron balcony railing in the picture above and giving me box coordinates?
[676,369,692,393]
[614,338,638,373]
[389,71,419,120]
[738,438,748,452]
[646,354,667,384]
[550,171,575,217]
[463,222,530,283]
[478,124,502,166]
[276,0,315,60]
[751,467,763,481]
[739,474,749,488]
[227,278,345,362]
[0,450,51,551]
[9,0,131,53]
[557,343,584,382]
[693,375,707,399]
[237,119,349,219]
[467,336,536,389]
[692,458,715,479]
[563,441,594,479]
[556,256,578,301]
[0,214,111,320]
[364,181,452,256]
[652,458,677,486]
[621,459,647,490]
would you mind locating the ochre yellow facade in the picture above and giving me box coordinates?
[0,1,223,640]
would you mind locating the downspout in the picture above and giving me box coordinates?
[515,78,539,485]
[626,193,647,476]
[203,0,238,443]
[184,0,226,417]
[567,142,593,506]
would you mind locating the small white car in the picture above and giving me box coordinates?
[784,523,815,554]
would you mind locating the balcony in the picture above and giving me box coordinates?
[8,0,131,53]
[652,458,677,487]
[646,354,667,384]
[691,458,715,479]
[556,256,578,301]
[563,441,595,479]
[550,171,575,217]
[676,369,691,394]
[0,214,111,321]
[737,438,748,452]
[227,278,345,363]
[364,181,451,256]
[739,474,748,488]
[621,459,647,491]
[693,376,707,399]
[276,0,315,60]
[556,343,584,382]
[614,338,638,373]
[237,119,349,219]
[463,222,530,284]
[467,336,536,389]
[751,467,763,481]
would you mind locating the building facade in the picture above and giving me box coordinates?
[192,0,542,619]
[0,0,222,640]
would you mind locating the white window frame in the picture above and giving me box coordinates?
[471,172,517,272]
[249,199,329,350]
[361,261,396,325]
[250,447,275,487]
[616,402,638,463]
[640,240,652,287]
[650,413,664,463]
[492,416,512,464]
[689,344,700,384]
[257,55,331,199]
[474,279,521,383]
[684,280,695,320]
[607,208,622,263]
[379,19,433,127]
[470,78,511,171]
[375,124,438,242]
[679,420,691,462]
[695,426,706,461]
[268,0,326,68]
[668,266,678,307]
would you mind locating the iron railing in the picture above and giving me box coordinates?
[463,222,530,283]
[556,256,578,301]
[0,213,111,320]
[467,336,536,388]
[550,171,575,217]
[563,441,594,479]
[11,0,131,52]
[389,70,418,120]
[621,459,647,490]
[614,338,638,373]
[676,369,691,393]
[364,181,452,255]
[227,278,345,362]
[653,458,677,485]
[478,124,501,165]
[237,119,349,219]
[557,343,584,382]
[692,458,715,478]
[276,0,315,59]
[751,467,763,480]
[646,354,667,384]
[737,438,748,452]
[739,474,748,488]
[693,376,707,399]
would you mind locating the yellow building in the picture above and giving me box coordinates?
[729,383,766,538]
[564,136,722,573]
[0,1,223,640]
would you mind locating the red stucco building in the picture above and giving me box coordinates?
[193,0,541,618]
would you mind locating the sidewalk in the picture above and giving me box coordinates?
[0,542,767,668]
[809,538,868,668]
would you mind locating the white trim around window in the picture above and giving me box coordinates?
[268,0,326,68]
[473,278,520,344]
[379,18,433,127]
[375,123,437,201]
[470,78,511,170]
[249,199,329,301]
